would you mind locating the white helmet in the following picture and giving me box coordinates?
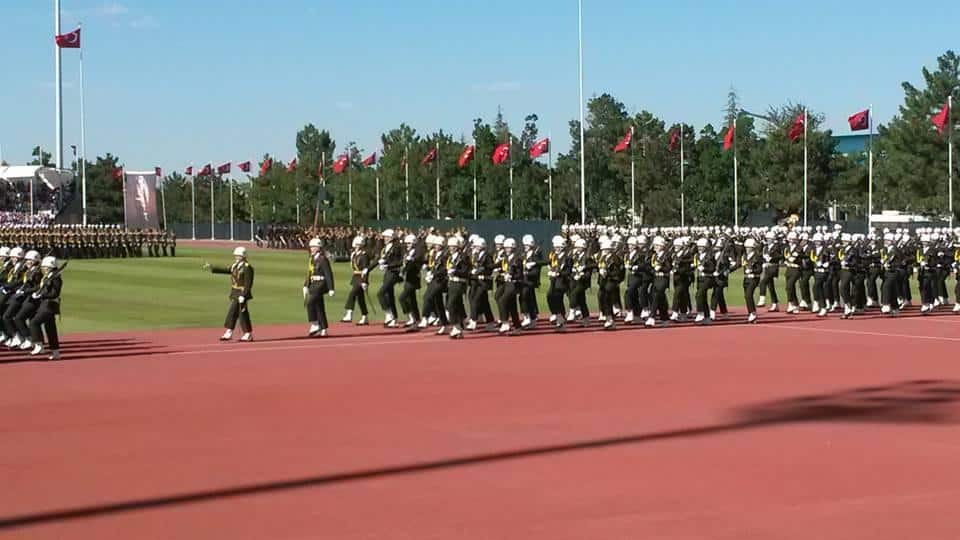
[9,247,24,258]
[744,238,757,249]
[522,234,534,247]
[551,235,565,248]
[695,238,709,249]
[41,256,57,269]
[652,236,666,248]
[403,234,416,245]
[447,236,462,248]
[812,233,823,243]
[637,235,648,245]
[786,231,798,241]
[472,236,487,248]
[626,236,638,247]
[599,238,612,250]
[24,250,40,262]
[233,246,247,257]
[840,233,852,243]
[382,228,395,239]
[309,238,322,248]
[504,238,517,249]
[883,233,895,242]
[352,236,364,249]
[574,238,587,249]
[920,234,931,243]
[0,247,8,258]
[764,231,775,240]
[494,234,505,245]
[673,237,684,247]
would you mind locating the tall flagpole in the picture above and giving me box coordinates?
[210,173,215,240]
[249,176,254,241]
[577,0,586,224]
[473,140,478,219]
[54,0,64,169]
[348,160,354,225]
[733,118,739,228]
[548,132,554,220]
[229,173,234,240]
[79,28,88,225]
[375,156,381,221]
[435,141,440,219]
[679,123,685,227]
[509,136,515,220]
[949,95,954,229]
[630,125,636,224]
[159,174,167,229]
[803,108,808,227]
[190,167,196,239]
[320,152,326,225]
[404,145,410,219]
[868,104,873,232]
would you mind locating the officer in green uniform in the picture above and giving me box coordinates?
[205,246,255,341]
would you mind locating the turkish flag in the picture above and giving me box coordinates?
[286,158,297,172]
[259,158,273,175]
[112,167,123,181]
[421,147,437,165]
[237,161,251,173]
[155,167,162,177]
[458,145,475,168]
[723,124,735,151]
[217,162,231,174]
[787,113,805,142]
[932,101,950,135]
[333,154,349,173]
[492,143,510,165]
[362,152,377,166]
[198,164,212,176]
[185,166,193,175]
[668,129,680,152]
[848,109,870,131]
[613,129,632,153]
[55,28,81,48]
[530,138,550,159]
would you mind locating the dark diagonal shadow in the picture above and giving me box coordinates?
[0,379,957,531]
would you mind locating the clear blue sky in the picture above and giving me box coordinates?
[3,0,957,173]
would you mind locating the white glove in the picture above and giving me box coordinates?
[548,271,557,278]
[328,290,335,297]
[525,262,536,269]
[378,258,386,266]
[379,264,387,271]
[361,283,368,291]
[361,268,369,277]
[426,272,434,282]
[31,292,41,300]
[302,286,308,299]
[238,296,246,304]
[599,269,607,277]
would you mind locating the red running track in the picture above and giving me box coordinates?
[1,309,960,539]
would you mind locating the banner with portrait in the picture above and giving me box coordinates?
[123,171,160,229]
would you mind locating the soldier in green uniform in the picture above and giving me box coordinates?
[204,246,255,341]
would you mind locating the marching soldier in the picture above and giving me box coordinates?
[444,236,471,339]
[596,237,624,330]
[671,236,694,322]
[646,236,671,327]
[693,237,716,324]
[376,229,402,328]
[27,256,63,360]
[741,237,763,323]
[3,250,41,348]
[420,234,450,334]
[546,235,572,330]
[810,233,833,317]
[569,237,592,324]
[623,236,644,324]
[0,247,27,344]
[398,234,425,328]
[757,231,781,312]
[496,238,524,334]
[520,234,544,329]
[342,236,371,325]
[467,236,495,331]
[837,233,860,318]
[304,238,335,337]
[205,247,255,341]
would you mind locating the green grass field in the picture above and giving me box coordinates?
[60,246,955,334]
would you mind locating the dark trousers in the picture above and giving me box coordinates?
[743,277,759,314]
[785,267,801,304]
[398,283,420,320]
[306,293,329,329]
[695,276,716,315]
[712,282,728,314]
[470,281,495,322]
[839,269,855,307]
[638,275,652,313]
[918,270,935,305]
[520,283,538,318]
[29,303,59,349]
[899,269,912,302]
[571,280,590,319]
[672,273,692,315]
[225,299,252,332]
[800,270,814,305]
[493,282,506,320]
[445,281,468,328]
[497,282,522,327]
[378,273,399,316]
[853,272,867,308]
[625,275,642,315]
[14,300,38,339]
[758,266,779,303]
[3,298,24,338]
[547,279,567,316]
[423,282,449,325]
[650,276,670,321]
[867,266,881,302]
[881,270,900,307]
[599,281,620,318]
[344,282,368,315]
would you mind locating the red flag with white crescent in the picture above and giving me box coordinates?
[286,158,297,172]
[529,138,550,159]
[237,161,251,173]
[458,145,475,168]
[723,124,735,151]
[421,147,437,165]
[787,113,805,142]
[198,163,212,176]
[216,162,231,174]
[932,101,950,135]
[613,130,632,152]
[362,152,377,166]
[55,28,81,48]
[185,166,193,175]
[492,143,510,165]
[259,158,273,175]
[333,154,349,173]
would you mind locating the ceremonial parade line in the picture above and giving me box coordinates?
[762,324,960,343]
[167,336,450,357]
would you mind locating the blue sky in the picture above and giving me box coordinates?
[3,0,957,173]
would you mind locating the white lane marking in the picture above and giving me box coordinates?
[764,324,960,342]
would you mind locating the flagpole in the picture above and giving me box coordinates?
[375,158,381,221]
[473,140,478,220]
[210,173,215,240]
[320,152,326,225]
[54,0,63,169]
[348,161,354,225]
[404,145,410,219]
[630,125,636,224]
[79,32,88,226]
[190,167,196,239]
[945,94,954,229]
[509,136,514,220]
[435,141,440,219]
[733,118,739,228]
[160,174,167,230]
[249,177,255,242]
[577,0,586,224]
[868,104,873,233]
[680,123,685,227]
[803,108,808,228]
[121,169,127,228]
[548,132,554,221]
[229,173,235,241]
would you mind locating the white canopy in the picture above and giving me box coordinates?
[0,165,73,190]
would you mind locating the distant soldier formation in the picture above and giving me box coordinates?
[209,222,960,342]
[0,225,176,259]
